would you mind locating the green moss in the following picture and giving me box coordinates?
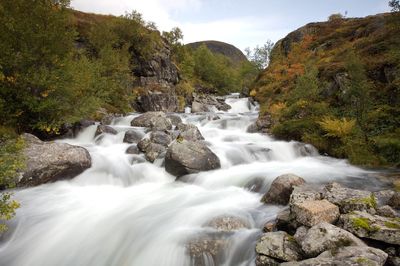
[384,221,400,229]
[348,195,377,209]
[350,217,379,233]
[355,257,375,266]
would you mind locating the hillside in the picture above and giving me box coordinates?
[252,12,400,167]
[186,40,248,65]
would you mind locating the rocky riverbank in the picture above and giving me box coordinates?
[255,174,400,265]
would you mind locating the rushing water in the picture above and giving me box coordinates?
[0,97,389,266]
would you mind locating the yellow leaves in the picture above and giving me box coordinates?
[249,89,257,97]
[269,102,287,120]
[38,124,60,135]
[318,117,356,138]
[40,90,50,98]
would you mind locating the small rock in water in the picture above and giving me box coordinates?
[207,216,248,232]
[94,125,117,137]
[126,145,140,155]
[261,174,306,205]
[123,130,144,144]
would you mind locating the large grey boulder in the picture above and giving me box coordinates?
[18,134,91,187]
[323,182,377,214]
[131,112,172,131]
[255,231,303,262]
[281,246,387,266]
[300,222,365,257]
[261,174,306,205]
[137,137,166,163]
[150,131,173,147]
[339,211,400,245]
[177,123,204,142]
[136,93,179,112]
[123,130,144,144]
[165,140,221,177]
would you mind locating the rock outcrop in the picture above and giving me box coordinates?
[18,134,91,187]
[136,93,179,112]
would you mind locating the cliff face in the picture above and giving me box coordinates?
[253,12,400,167]
[186,40,248,65]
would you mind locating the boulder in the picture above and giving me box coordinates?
[18,134,91,187]
[123,130,144,144]
[323,182,377,214]
[300,222,365,257]
[292,199,340,227]
[255,255,280,266]
[281,246,388,266]
[177,123,204,142]
[289,185,322,207]
[126,145,140,155]
[187,238,225,266]
[166,114,182,126]
[261,174,306,205]
[377,205,397,218]
[207,216,248,232]
[136,93,179,112]
[255,231,303,262]
[339,211,400,245]
[276,208,300,235]
[389,192,400,209]
[165,140,221,177]
[94,125,117,137]
[131,112,172,131]
[144,143,166,162]
[150,131,172,147]
[293,226,308,245]
[374,190,396,207]
[191,101,209,113]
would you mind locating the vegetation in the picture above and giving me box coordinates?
[252,12,400,167]
[389,0,400,12]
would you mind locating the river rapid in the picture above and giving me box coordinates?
[0,97,389,266]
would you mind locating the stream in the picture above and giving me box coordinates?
[0,97,390,266]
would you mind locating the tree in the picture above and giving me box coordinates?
[245,40,275,70]
[389,0,400,11]
[162,27,183,46]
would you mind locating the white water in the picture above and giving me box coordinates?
[0,97,384,266]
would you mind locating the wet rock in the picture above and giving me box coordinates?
[149,115,173,131]
[246,123,259,133]
[301,222,365,257]
[244,178,265,193]
[339,211,400,245]
[374,190,396,207]
[389,192,400,209]
[282,246,388,266]
[18,134,91,187]
[192,101,209,113]
[166,114,182,126]
[150,131,172,147]
[255,255,280,266]
[177,123,204,142]
[261,174,306,205]
[255,231,303,262]
[94,125,117,137]
[324,182,377,214]
[276,208,300,235]
[69,119,96,137]
[207,216,248,232]
[137,138,151,152]
[131,112,172,131]
[144,143,166,162]
[165,140,221,177]
[377,205,397,218]
[292,199,340,227]
[136,93,179,112]
[263,221,277,233]
[187,238,225,266]
[123,130,144,144]
[126,145,140,155]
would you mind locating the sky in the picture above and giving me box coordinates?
[71,0,391,51]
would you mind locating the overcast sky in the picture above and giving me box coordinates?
[71,0,390,51]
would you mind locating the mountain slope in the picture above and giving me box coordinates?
[252,12,400,167]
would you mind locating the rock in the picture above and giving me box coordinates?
[276,208,300,235]
[377,205,397,218]
[292,199,340,227]
[166,114,182,126]
[301,222,365,257]
[207,216,248,232]
[18,134,91,187]
[191,94,231,113]
[192,101,209,113]
[289,185,322,207]
[389,192,400,209]
[101,114,122,125]
[144,143,166,162]
[136,93,179,112]
[255,231,303,262]
[294,226,308,245]
[261,174,306,205]
[246,123,259,133]
[177,123,204,142]
[94,125,117,137]
[126,145,140,155]
[150,131,172,147]
[71,119,96,136]
[339,211,400,245]
[137,138,151,152]
[281,246,388,266]
[123,130,144,144]
[131,112,172,131]
[263,221,277,233]
[323,182,377,214]
[165,140,221,177]
[255,255,280,266]
[374,190,396,207]
[187,238,225,266]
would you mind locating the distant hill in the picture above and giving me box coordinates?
[186,41,248,65]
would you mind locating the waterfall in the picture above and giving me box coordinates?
[0,98,381,266]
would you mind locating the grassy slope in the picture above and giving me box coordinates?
[253,12,400,167]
